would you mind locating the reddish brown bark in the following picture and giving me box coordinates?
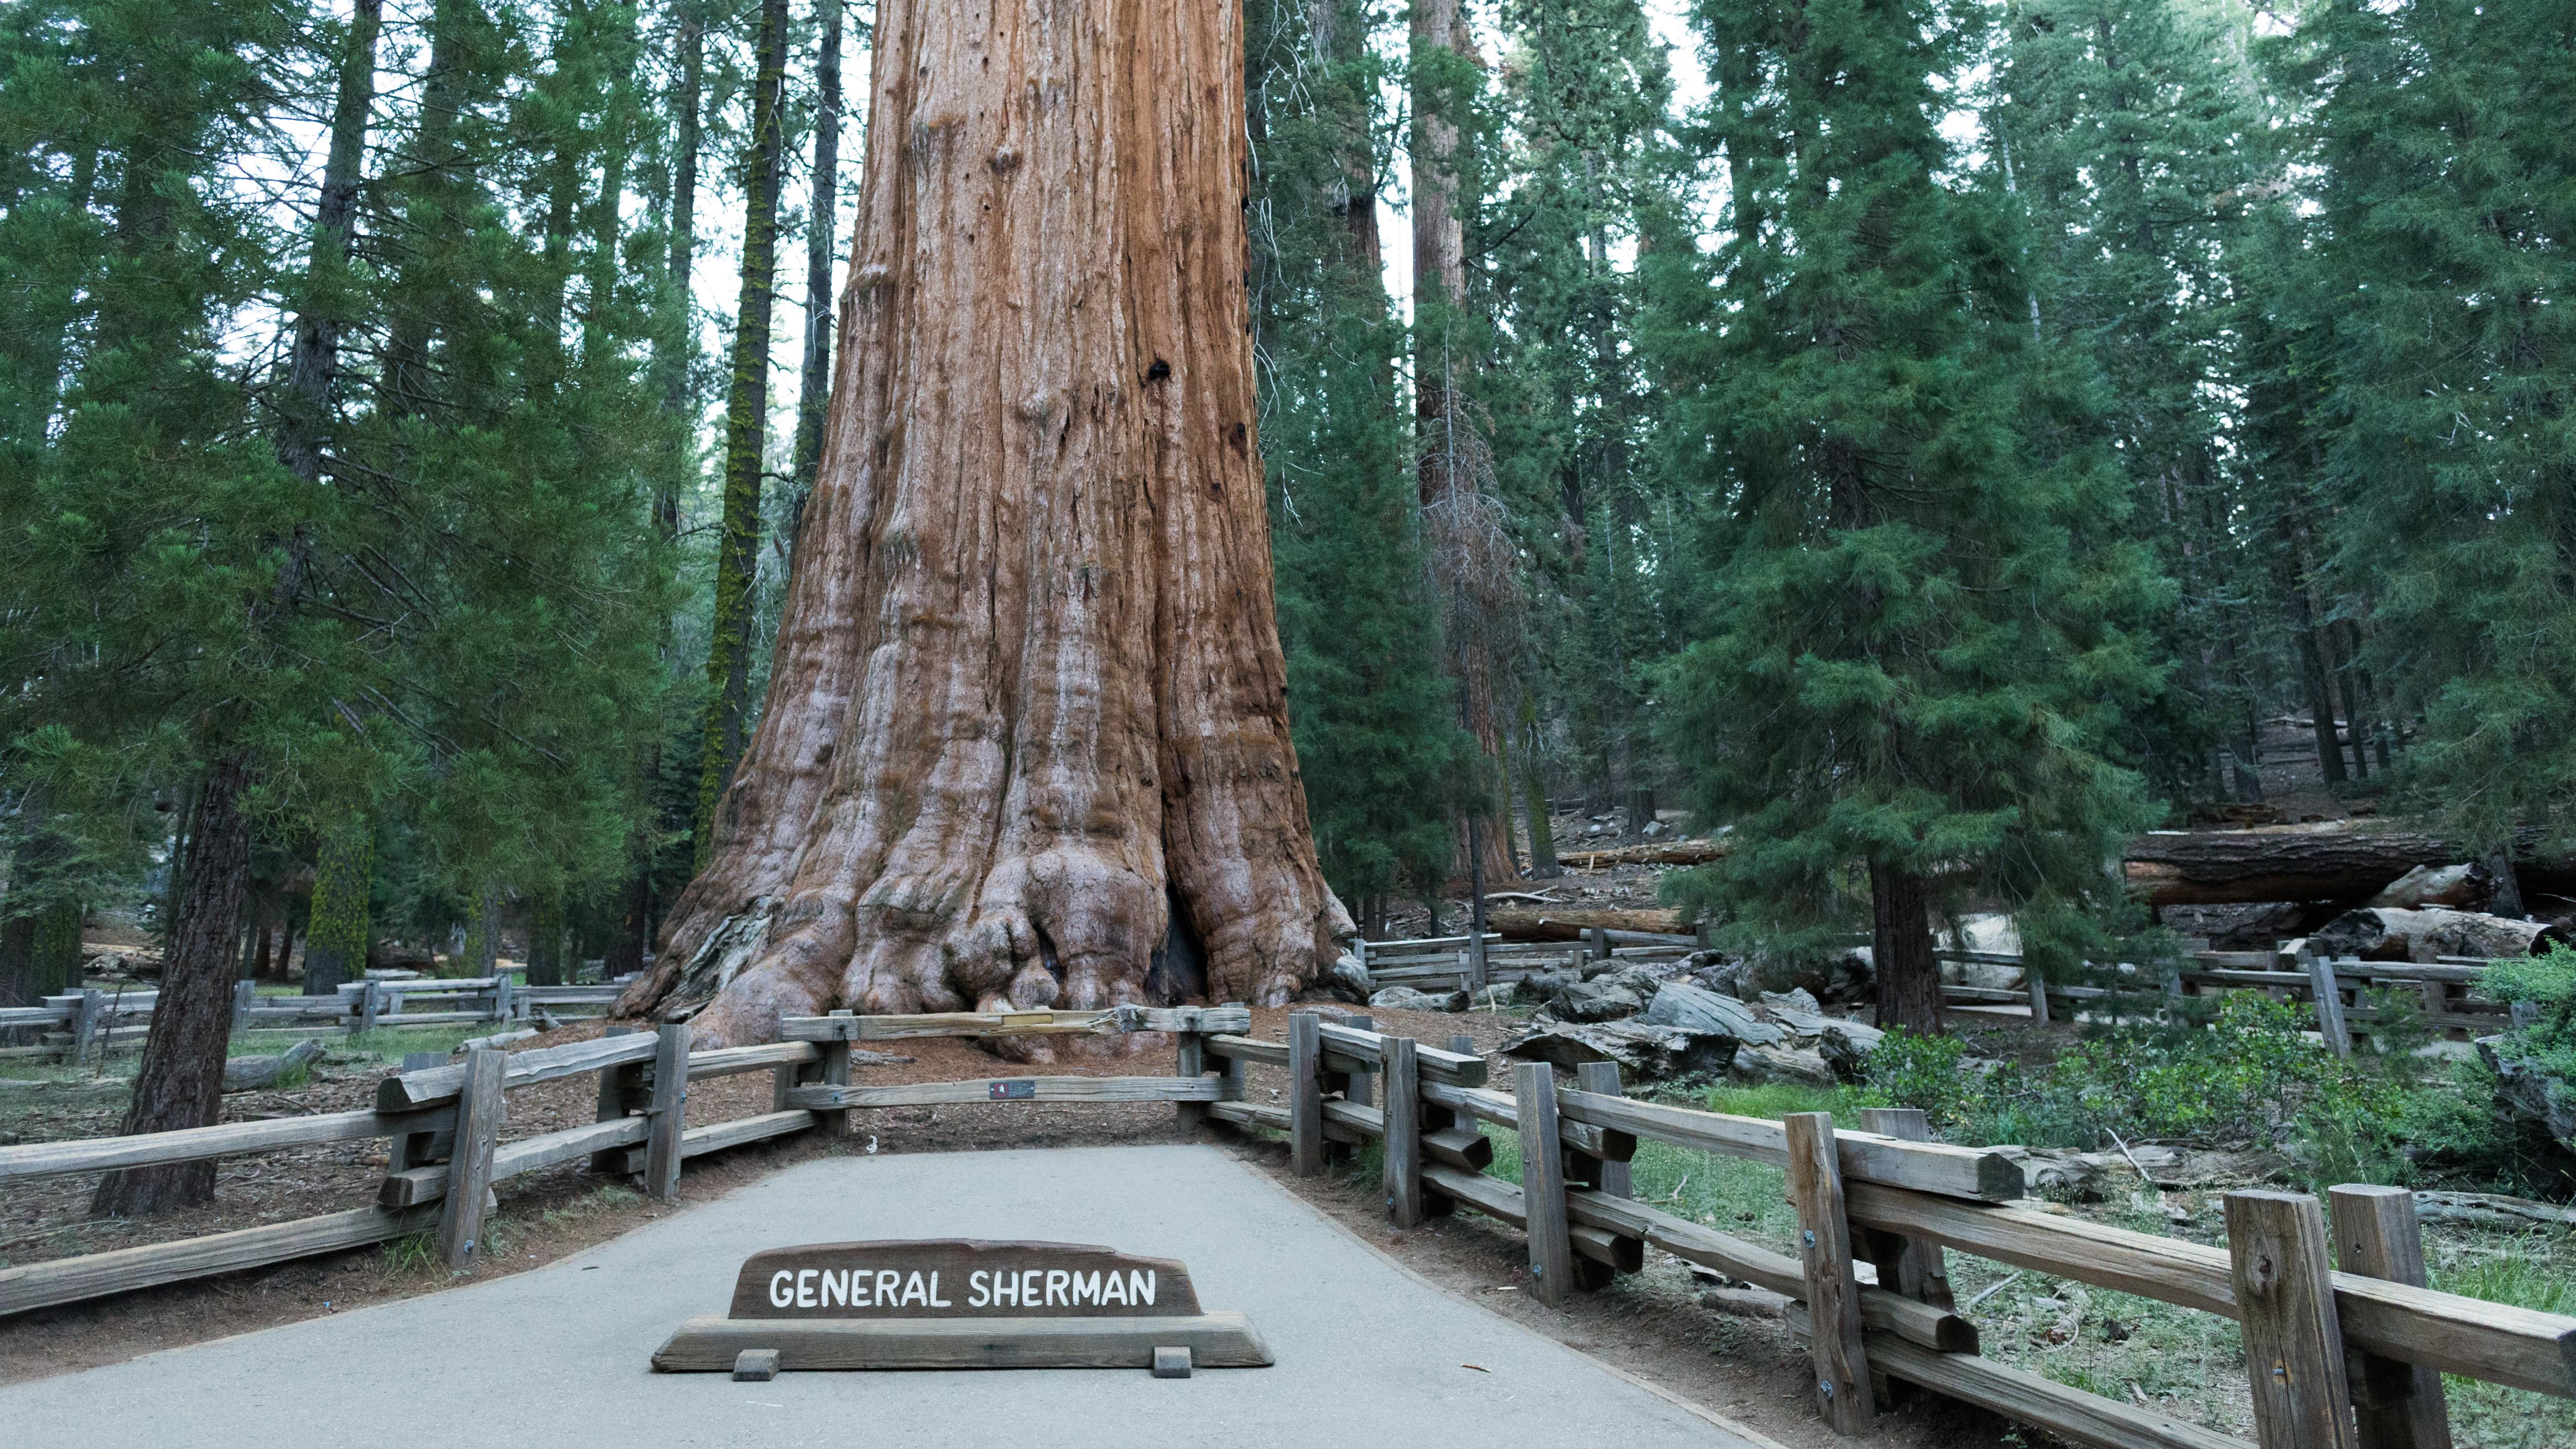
[94,757,253,1215]
[626,0,1352,1046]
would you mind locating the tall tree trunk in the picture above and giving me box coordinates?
[609,0,704,982]
[277,0,379,485]
[385,0,476,415]
[691,0,792,862]
[528,887,565,986]
[1409,0,1511,885]
[658,0,704,422]
[1871,863,1941,1036]
[789,0,844,540]
[2282,566,2348,786]
[625,0,1353,1044]
[93,759,254,1216]
[1309,0,1380,274]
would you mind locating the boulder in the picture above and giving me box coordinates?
[223,1038,326,1093]
[1816,1021,1885,1082]
[1639,980,1785,1047]
[1548,981,1645,1023]
[1369,985,1469,1013]
[1514,969,1583,1005]
[2480,1035,2576,1155]
[1729,1043,1835,1087]
[1328,952,1373,1000]
[1503,1020,1740,1080]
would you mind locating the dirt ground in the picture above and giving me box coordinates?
[0,1005,2027,1447]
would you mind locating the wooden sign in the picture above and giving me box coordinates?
[652,1239,1272,1375]
[728,1240,1197,1319]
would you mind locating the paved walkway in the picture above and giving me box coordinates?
[3,1145,1762,1448]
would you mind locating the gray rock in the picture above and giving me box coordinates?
[1503,1020,1740,1080]
[2481,1035,2576,1154]
[1548,981,1644,1023]
[223,1038,326,1093]
[1329,952,1373,1000]
[1514,969,1582,1005]
[1639,980,1786,1047]
[1817,1021,1884,1081]
[1729,1043,1835,1087]
[1369,985,1469,1013]
[1758,987,1822,1015]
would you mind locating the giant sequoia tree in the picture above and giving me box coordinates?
[624,0,1353,1042]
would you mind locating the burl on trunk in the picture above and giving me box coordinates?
[624,0,1352,1045]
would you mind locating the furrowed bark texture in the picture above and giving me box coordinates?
[627,0,1352,1045]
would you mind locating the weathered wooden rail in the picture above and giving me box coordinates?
[0,975,630,1062]
[1248,1006,2576,1449]
[1937,946,2510,1048]
[0,1004,1248,1319]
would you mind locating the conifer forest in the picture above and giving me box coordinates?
[3,0,2574,1218]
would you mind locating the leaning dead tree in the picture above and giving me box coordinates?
[622,0,1353,1044]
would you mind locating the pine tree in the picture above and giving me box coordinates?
[1250,0,1474,922]
[1992,0,2276,805]
[692,0,792,863]
[1647,0,2166,1032]
[2284,0,2576,867]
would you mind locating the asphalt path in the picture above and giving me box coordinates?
[2,1144,1763,1447]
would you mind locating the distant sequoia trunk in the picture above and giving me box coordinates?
[622,0,1352,1045]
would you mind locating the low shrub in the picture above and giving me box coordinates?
[2483,943,2576,1078]
[1867,996,2416,1172]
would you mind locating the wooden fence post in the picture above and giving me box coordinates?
[1383,1036,1424,1228]
[2300,948,2352,1056]
[359,979,382,1036]
[1785,1110,1875,1435]
[2026,967,2053,1024]
[230,980,255,1035]
[2330,1185,2454,1449]
[592,1024,647,1175]
[1514,1061,1574,1306]
[1288,1011,1324,1176]
[1175,1028,1207,1131]
[818,1009,854,1138]
[491,969,514,1024]
[645,1021,691,1201]
[73,988,103,1064]
[1213,1004,1247,1111]
[1586,926,1609,965]
[1855,1106,1953,1307]
[1574,1061,1632,1199]
[436,1046,506,1268]
[2226,1190,2362,1449]
[1340,1012,1374,1108]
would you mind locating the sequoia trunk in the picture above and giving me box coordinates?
[625,0,1352,1045]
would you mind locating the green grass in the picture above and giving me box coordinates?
[2429,1228,2576,1448]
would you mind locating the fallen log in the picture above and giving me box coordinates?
[1559,840,1728,869]
[1488,907,1688,942]
[221,1039,326,1093]
[2122,821,2573,907]
[2308,907,2567,962]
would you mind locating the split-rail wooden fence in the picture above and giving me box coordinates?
[0,975,629,1062]
[3,1000,2568,1449]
